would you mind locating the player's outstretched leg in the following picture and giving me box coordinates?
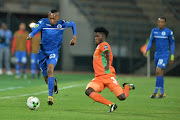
[85,82,117,112]
[115,83,135,101]
[54,78,58,94]
[47,64,55,105]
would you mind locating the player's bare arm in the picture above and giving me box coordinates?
[143,50,147,56]
[70,35,77,45]
[103,50,110,71]
[26,36,32,40]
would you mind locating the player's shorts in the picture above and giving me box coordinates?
[154,55,169,69]
[31,53,39,65]
[38,51,59,77]
[15,51,27,64]
[86,73,123,97]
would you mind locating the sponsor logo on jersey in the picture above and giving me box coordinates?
[154,32,158,34]
[162,31,166,35]
[34,24,39,28]
[46,24,51,26]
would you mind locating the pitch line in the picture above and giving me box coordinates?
[0,84,84,99]
[0,86,24,91]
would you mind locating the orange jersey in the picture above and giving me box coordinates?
[11,30,30,53]
[93,42,115,77]
[31,32,41,54]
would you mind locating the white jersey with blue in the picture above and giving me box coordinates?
[146,27,175,57]
[29,18,77,53]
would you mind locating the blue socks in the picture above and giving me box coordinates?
[154,76,164,94]
[31,63,36,75]
[48,77,55,97]
[16,64,20,76]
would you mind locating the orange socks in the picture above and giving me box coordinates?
[123,85,130,97]
[89,92,113,106]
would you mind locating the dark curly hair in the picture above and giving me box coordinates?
[94,27,109,38]
[158,17,166,22]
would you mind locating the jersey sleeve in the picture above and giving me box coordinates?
[11,33,16,53]
[100,42,110,52]
[63,20,77,35]
[169,31,175,55]
[146,29,154,51]
[29,19,44,37]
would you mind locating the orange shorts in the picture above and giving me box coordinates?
[86,73,123,96]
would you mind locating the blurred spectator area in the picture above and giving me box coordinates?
[71,0,180,75]
[0,0,179,75]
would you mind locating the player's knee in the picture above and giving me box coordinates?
[156,67,163,76]
[117,93,127,101]
[47,68,53,76]
[85,87,95,96]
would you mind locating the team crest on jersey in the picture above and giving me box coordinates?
[57,24,62,29]
[162,31,166,35]
[104,45,108,49]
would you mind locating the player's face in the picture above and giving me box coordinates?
[95,32,103,45]
[48,12,60,26]
[1,23,7,30]
[158,18,166,29]
[19,23,26,30]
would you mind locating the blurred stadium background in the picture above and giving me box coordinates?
[0,0,179,76]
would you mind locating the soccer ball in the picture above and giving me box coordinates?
[26,96,40,110]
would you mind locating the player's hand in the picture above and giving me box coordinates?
[70,35,76,45]
[143,50,147,56]
[170,55,174,64]
[26,36,32,40]
[170,60,174,64]
[104,65,109,71]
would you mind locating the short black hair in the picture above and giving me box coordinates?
[94,27,109,38]
[50,9,58,13]
[158,17,166,22]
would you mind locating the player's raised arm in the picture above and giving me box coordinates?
[63,20,77,45]
[144,29,154,56]
[27,19,44,40]
[169,31,175,64]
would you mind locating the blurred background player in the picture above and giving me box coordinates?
[27,9,77,105]
[85,27,135,113]
[144,17,175,98]
[0,23,13,75]
[12,23,30,79]
[30,30,41,79]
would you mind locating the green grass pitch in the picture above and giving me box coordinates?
[0,73,180,120]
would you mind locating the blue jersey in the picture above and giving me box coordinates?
[29,18,77,53]
[146,27,175,57]
[0,29,12,47]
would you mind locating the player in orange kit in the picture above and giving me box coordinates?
[85,27,135,112]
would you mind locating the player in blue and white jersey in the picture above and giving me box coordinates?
[27,9,77,105]
[144,17,175,98]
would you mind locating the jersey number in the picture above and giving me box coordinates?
[158,59,163,65]
[111,77,118,85]
[49,54,56,59]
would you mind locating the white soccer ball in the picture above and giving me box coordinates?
[27,96,40,110]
